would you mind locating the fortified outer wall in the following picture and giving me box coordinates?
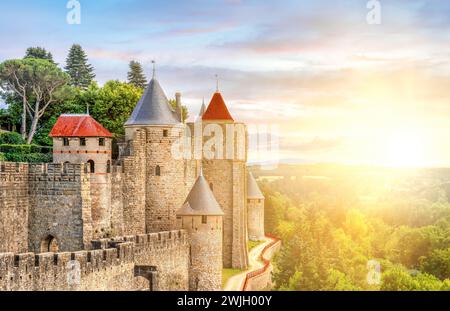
[0,162,29,253]
[0,242,135,291]
[242,237,281,291]
[92,230,189,291]
[27,163,93,253]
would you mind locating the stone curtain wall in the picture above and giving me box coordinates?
[27,163,93,253]
[0,162,29,253]
[92,230,189,291]
[242,237,281,291]
[0,242,135,291]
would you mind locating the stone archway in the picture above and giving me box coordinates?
[40,235,59,252]
[134,266,158,291]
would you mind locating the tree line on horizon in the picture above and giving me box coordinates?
[0,45,184,150]
[259,167,450,291]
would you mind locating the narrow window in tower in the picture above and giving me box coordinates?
[202,215,207,224]
[163,129,168,137]
[155,165,161,176]
[80,137,86,146]
[63,137,70,146]
[99,138,105,146]
[87,160,95,173]
[106,160,111,173]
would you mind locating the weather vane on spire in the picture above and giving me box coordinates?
[152,60,156,79]
[215,74,219,92]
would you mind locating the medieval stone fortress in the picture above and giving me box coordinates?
[0,75,266,291]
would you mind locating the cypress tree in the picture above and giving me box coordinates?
[127,60,147,89]
[64,44,95,88]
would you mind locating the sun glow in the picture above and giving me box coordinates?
[383,130,426,168]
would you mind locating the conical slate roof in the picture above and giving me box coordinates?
[177,174,224,216]
[247,172,264,199]
[125,78,180,126]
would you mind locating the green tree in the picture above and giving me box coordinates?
[419,248,450,280]
[65,44,95,88]
[127,60,147,89]
[0,58,70,144]
[168,99,188,123]
[69,80,142,135]
[24,47,55,64]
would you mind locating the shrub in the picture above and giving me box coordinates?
[3,152,52,163]
[0,152,5,161]
[0,132,25,144]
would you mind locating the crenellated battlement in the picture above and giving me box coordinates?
[0,242,135,291]
[91,230,188,250]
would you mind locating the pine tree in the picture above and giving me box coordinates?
[127,60,147,89]
[64,44,95,88]
[24,47,55,64]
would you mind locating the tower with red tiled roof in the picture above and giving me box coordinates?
[199,89,249,269]
[50,113,114,238]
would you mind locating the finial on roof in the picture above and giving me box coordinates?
[151,60,156,79]
[86,103,90,115]
[215,74,219,92]
[199,166,203,177]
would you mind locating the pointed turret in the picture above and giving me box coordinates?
[247,172,264,199]
[125,78,179,126]
[202,92,234,121]
[247,172,265,241]
[177,174,224,216]
[177,173,224,291]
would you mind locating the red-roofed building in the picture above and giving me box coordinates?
[50,114,112,175]
[202,92,234,121]
[50,114,113,138]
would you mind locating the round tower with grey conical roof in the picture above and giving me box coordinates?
[177,171,224,291]
[247,172,265,241]
[125,74,185,233]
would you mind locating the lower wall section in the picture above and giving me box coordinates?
[92,230,190,291]
[243,237,281,291]
[0,242,135,291]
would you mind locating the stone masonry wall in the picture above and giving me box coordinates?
[182,216,222,291]
[0,162,29,253]
[27,163,93,253]
[121,129,146,235]
[144,125,185,233]
[92,230,189,291]
[0,242,135,291]
[247,198,265,241]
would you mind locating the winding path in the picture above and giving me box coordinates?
[223,236,272,291]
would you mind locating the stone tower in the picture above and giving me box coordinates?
[201,91,249,269]
[124,77,185,233]
[247,172,265,241]
[177,172,224,291]
[50,114,113,239]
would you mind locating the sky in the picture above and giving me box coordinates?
[1,0,450,167]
